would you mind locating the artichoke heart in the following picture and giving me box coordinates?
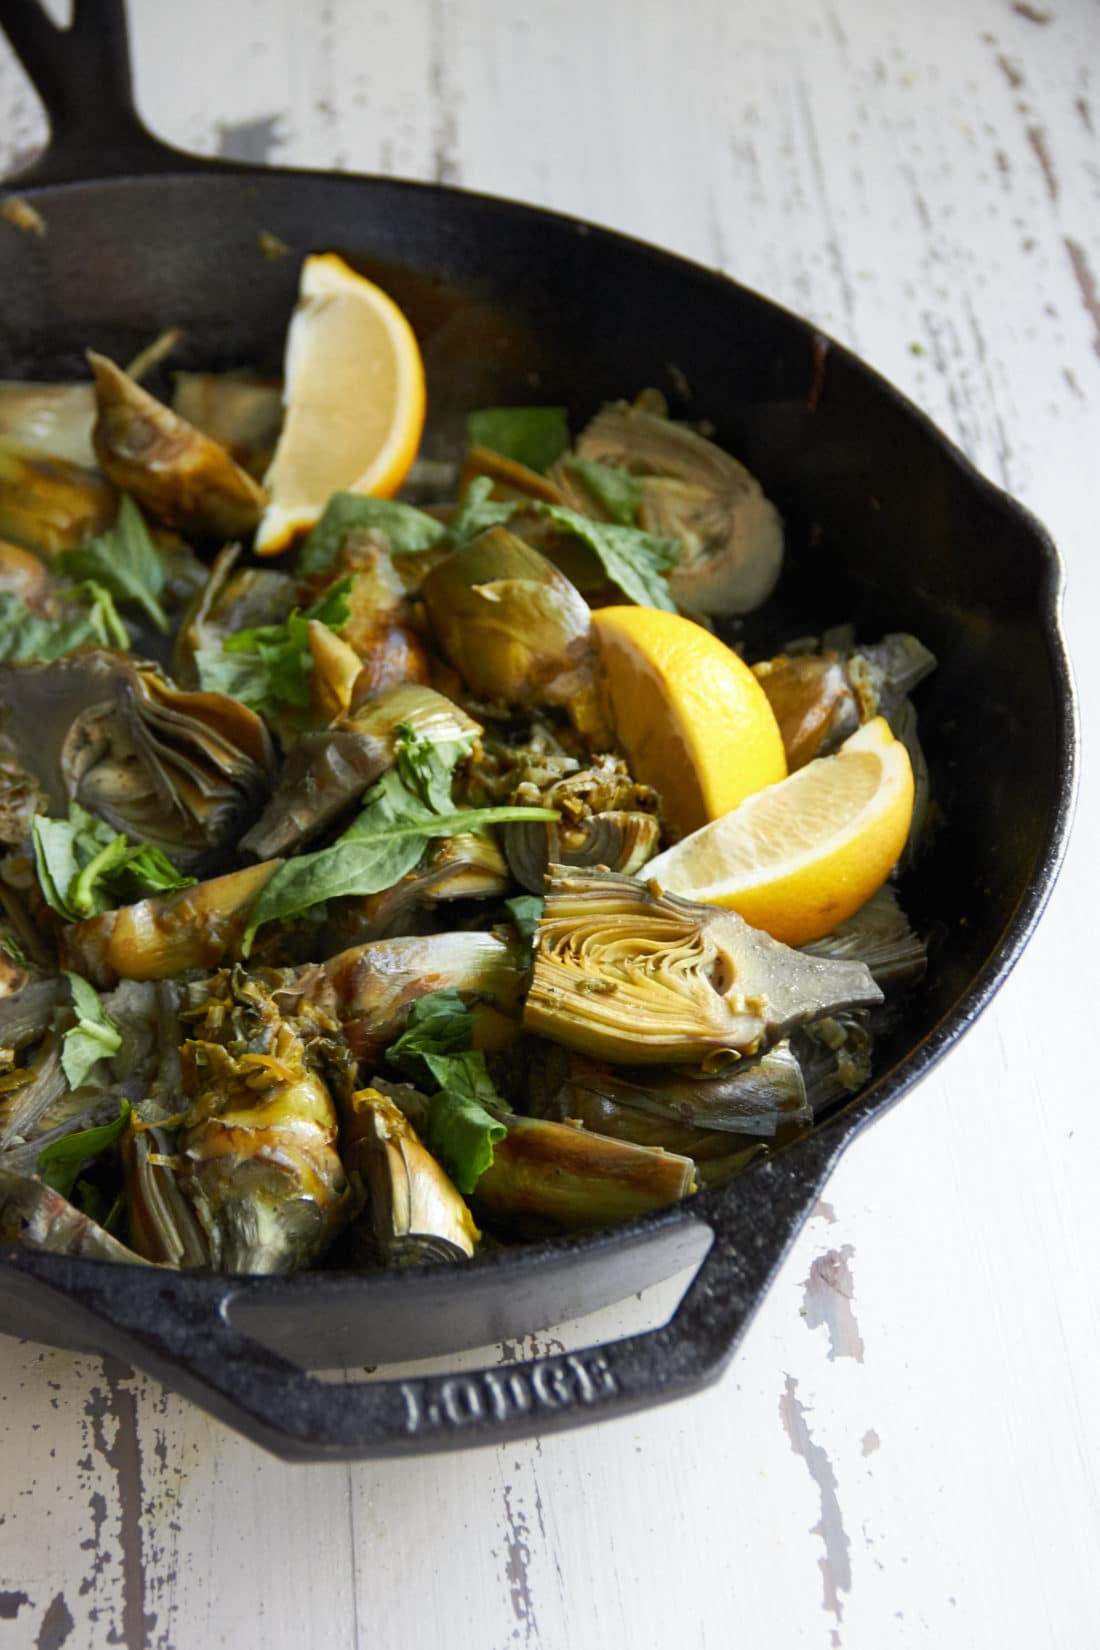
[88,351,267,538]
[562,398,783,616]
[174,970,350,1273]
[341,1086,478,1265]
[0,652,275,874]
[524,867,883,1067]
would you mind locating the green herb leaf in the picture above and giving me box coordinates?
[384,991,506,1193]
[505,894,544,945]
[466,406,570,473]
[196,578,352,721]
[444,476,523,545]
[297,494,446,577]
[59,972,122,1091]
[424,1056,508,1194]
[562,456,643,526]
[242,796,557,951]
[387,988,475,1076]
[36,1099,131,1199]
[0,585,130,662]
[538,504,680,610]
[242,725,558,952]
[32,805,193,921]
[55,495,169,632]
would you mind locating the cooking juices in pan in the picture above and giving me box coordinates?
[0,254,934,1276]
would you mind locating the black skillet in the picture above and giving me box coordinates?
[0,0,1077,1460]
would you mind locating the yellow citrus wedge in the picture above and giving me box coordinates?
[255,253,426,554]
[643,716,914,945]
[590,606,788,840]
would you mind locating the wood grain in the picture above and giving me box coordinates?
[1,1,1098,1646]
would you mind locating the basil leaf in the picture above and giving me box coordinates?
[36,1099,131,1199]
[504,894,544,945]
[198,579,352,720]
[0,585,130,662]
[297,494,446,577]
[241,797,557,952]
[384,987,506,1192]
[444,476,522,545]
[387,988,475,1076]
[538,504,680,610]
[466,407,570,473]
[424,1055,508,1194]
[242,724,558,952]
[55,495,169,632]
[60,971,122,1090]
[32,805,192,921]
[562,456,643,526]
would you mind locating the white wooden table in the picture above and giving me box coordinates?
[1,2,1098,1646]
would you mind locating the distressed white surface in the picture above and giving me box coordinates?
[1,1,1099,1646]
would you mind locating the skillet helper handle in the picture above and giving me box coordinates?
[6,1152,829,1461]
[0,0,214,185]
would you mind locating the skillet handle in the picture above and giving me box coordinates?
[0,0,218,185]
[4,1147,833,1461]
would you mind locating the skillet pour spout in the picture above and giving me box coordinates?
[0,0,1077,1459]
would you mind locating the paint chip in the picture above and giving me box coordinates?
[802,1246,865,1362]
[780,1375,851,1634]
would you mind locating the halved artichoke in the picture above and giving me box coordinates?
[472,1112,696,1235]
[88,352,267,538]
[801,887,927,991]
[502,753,661,892]
[560,398,783,615]
[340,1086,478,1264]
[421,528,604,734]
[289,930,530,1063]
[173,970,350,1273]
[61,860,283,987]
[174,543,297,685]
[0,652,276,873]
[752,632,936,771]
[524,866,882,1067]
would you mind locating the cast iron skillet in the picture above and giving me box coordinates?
[0,0,1077,1460]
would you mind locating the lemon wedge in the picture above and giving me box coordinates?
[644,716,914,945]
[255,253,426,554]
[590,605,788,840]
